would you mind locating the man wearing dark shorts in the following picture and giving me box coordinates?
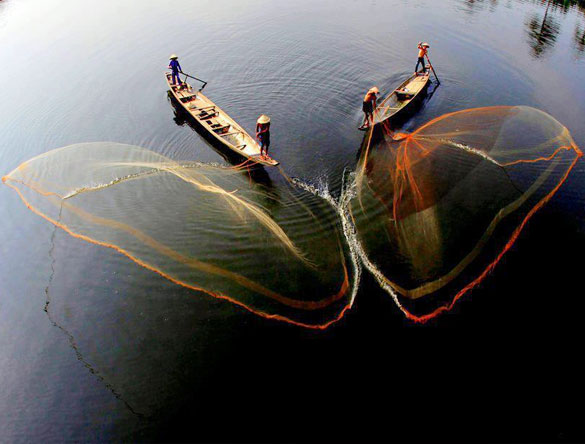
[415,42,430,74]
[256,114,271,158]
[360,86,379,129]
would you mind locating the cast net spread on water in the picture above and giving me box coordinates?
[351,106,581,321]
[3,106,581,326]
[3,143,358,328]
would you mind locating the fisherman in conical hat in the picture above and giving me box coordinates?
[415,42,430,75]
[359,86,379,130]
[256,114,271,159]
[168,54,183,87]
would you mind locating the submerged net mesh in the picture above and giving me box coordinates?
[351,106,582,321]
[3,143,356,328]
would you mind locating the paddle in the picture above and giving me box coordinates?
[179,71,208,91]
[424,54,440,84]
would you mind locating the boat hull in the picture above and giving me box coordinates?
[375,72,431,128]
[165,72,279,166]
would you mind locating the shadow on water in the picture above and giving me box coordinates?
[43,206,150,421]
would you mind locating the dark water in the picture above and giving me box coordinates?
[1,0,585,441]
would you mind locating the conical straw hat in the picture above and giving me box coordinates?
[169,54,178,59]
[257,114,271,124]
[369,86,379,94]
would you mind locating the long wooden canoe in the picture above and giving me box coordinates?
[374,71,431,126]
[165,72,279,167]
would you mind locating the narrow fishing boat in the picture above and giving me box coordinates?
[165,72,279,166]
[374,71,431,126]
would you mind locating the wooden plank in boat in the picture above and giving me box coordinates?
[373,72,431,126]
[165,72,279,167]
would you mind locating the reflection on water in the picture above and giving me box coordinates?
[576,22,585,52]
[543,0,585,14]
[460,0,585,57]
[461,0,501,14]
[525,0,585,58]
[524,0,585,58]
[526,1,561,58]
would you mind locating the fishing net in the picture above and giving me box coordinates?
[3,106,581,326]
[3,143,357,328]
[351,106,582,321]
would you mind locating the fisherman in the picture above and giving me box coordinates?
[359,87,379,130]
[256,115,271,158]
[168,54,183,86]
[415,42,430,74]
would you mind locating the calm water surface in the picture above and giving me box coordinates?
[1,0,585,441]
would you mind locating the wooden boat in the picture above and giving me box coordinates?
[373,71,431,126]
[165,72,279,167]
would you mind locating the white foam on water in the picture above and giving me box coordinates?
[290,173,362,309]
[291,171,412,317]
[440,139,503,166]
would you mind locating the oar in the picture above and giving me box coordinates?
[424,54,440,84]
[179,71,208,91]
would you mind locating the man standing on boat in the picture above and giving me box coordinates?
[168,54,183,87]
[415,42,430,74]
[359,87,379,130]
[256,115,271,159]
